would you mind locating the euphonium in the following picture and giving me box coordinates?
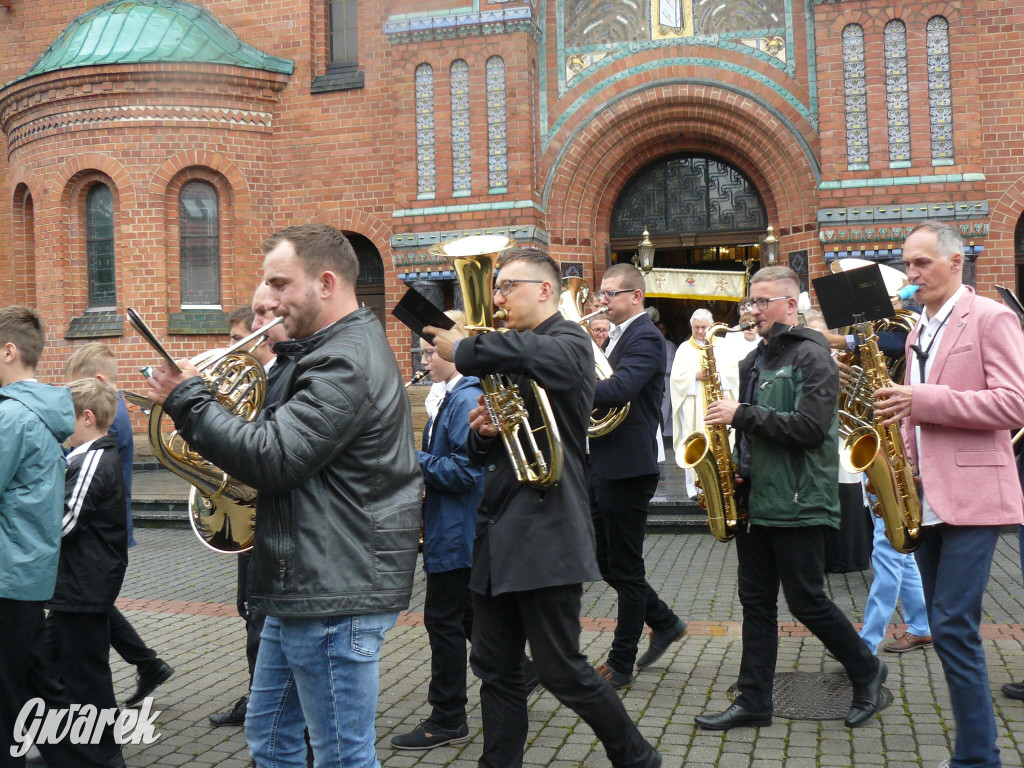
[841,327,922,553]
[557,276,630,437]
[680,322,753,542]
[126,309,284,554]
[428,235,563,489]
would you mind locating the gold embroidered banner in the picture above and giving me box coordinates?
[643,268,747,301]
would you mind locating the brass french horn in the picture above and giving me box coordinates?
[428,235,563,489]
[126,308,283,554]
[557,276,630,437]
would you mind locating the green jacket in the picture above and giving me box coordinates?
[732,323,840,527]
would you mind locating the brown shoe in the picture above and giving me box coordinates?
[882,632,933,653]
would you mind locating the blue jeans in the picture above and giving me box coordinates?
[859,515,930,653]
[246,612,398,768]
[916,525,1001,768]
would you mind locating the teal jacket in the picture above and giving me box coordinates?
[732,323,840,527]
[0,380,75,601]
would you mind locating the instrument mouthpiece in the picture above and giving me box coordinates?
[897,284,920,301]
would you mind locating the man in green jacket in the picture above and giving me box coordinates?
[693,266,887,732]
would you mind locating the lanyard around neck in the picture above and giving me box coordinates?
[909,309,952,383]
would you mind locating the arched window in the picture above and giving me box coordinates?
[842,24,869,168]
[415,63,435,198]
[450,60,471,196]
[86,183,116,308]
[884,20,910,164]
[486,56,508,192]
[179,181,220,307]
[927,16,954,164]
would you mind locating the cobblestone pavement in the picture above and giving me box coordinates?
[111,528,1024,768]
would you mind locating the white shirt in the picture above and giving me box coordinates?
[605,311,644,356]
[425,373,463,447]
[910,284,966,525]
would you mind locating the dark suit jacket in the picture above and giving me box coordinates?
[590,312,664,479]
[456,312,601,596]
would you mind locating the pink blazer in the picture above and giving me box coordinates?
[901,288,1024,526]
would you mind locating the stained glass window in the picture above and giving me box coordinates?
[451,60,471,195]
[179,181,220,307]
[927,16,954,163]
[486,56,508,191]
[842,24,869,168]
[415,64,435,197]
[884,20,910,163]
[86,183,116,308]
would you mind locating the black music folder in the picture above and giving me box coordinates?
[812,264,894,329]
[996,285,1024,323]
[392,286,454,344]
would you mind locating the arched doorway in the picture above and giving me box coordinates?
[346,232,385,325]
[610,154,768,342]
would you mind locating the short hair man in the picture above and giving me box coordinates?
[876,222,1024,767]
[0,306,83,765]
[426,251,660,768]
[669,307,737,497]
[209,297,297,729]
[148,224,422,768]
[588,263,686,688]
[695,266,887,731]
[65,343,176,707]
[589,314,611,347]
[391,310,486,750]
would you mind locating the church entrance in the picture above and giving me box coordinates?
[609,153,769,346]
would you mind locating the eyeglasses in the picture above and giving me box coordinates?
[592,288,636,301]
[494,279,544,297]
[591,327,610,335]
[741,296,792,311]
[420,350,437,360]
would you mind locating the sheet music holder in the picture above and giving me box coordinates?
[812,264,895,329]
[995,284,1024,323]
[392,286,455,344]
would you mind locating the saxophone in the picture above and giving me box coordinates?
[841,328,922,553]
[680,322,752,542]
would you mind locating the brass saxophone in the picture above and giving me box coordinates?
[841,328,922,553]
[680,322,753,542]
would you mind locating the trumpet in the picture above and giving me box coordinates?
[127,309,284,553]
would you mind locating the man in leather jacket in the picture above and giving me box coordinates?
[694,266,886,733]
[427,250,661,768]
[148,224,421,768]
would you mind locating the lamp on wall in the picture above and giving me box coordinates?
[634,227,655,273]
[760,225,778,268]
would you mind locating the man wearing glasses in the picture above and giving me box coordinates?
[588,264,687,689]
[693,266,886,732]
[426,250,661,768]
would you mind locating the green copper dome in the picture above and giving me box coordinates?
[23,0,294,80]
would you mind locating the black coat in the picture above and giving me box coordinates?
[47,434,127,612]
[456,312,601,595]
[164,308,423,617]
[589,313,664,479]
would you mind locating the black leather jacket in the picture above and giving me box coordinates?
[164,308,422,617]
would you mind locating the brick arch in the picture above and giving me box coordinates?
[545,83,818,255]
[984,178,1024,295]
[828,3,961,35]
[56,154,135,212]
[8,167,43,204]
[150,151,251,215]
[312,207,393,264]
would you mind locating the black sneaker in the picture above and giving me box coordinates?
[209,695,248,727]
[636,618,688,670]
[391,719,470,751]
[595,662,633,690]
[1002,681,1024,701]
[125,659,175,708]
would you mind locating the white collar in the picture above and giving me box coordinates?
[67,437,100,460]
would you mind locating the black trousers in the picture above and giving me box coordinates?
[470,584,654,768]
[108,606,159,673]
[424,568,473,726]
[0,599,114,768]
[735,525,878,712]
[591,472,678,673]
[238,553,266,684]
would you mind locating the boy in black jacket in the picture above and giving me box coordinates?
[44,377,128,767]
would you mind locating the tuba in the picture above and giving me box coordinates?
[428,235,563,489]
[557,276,630,437]
[680,322,753,542]
[126,308,283,554]
[840,325,922,553]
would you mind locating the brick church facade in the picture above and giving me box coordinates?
[0,0,1020,381]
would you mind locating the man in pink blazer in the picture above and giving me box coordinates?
[876,221,1024,768]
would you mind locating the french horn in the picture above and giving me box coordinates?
[127,308,283,554]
